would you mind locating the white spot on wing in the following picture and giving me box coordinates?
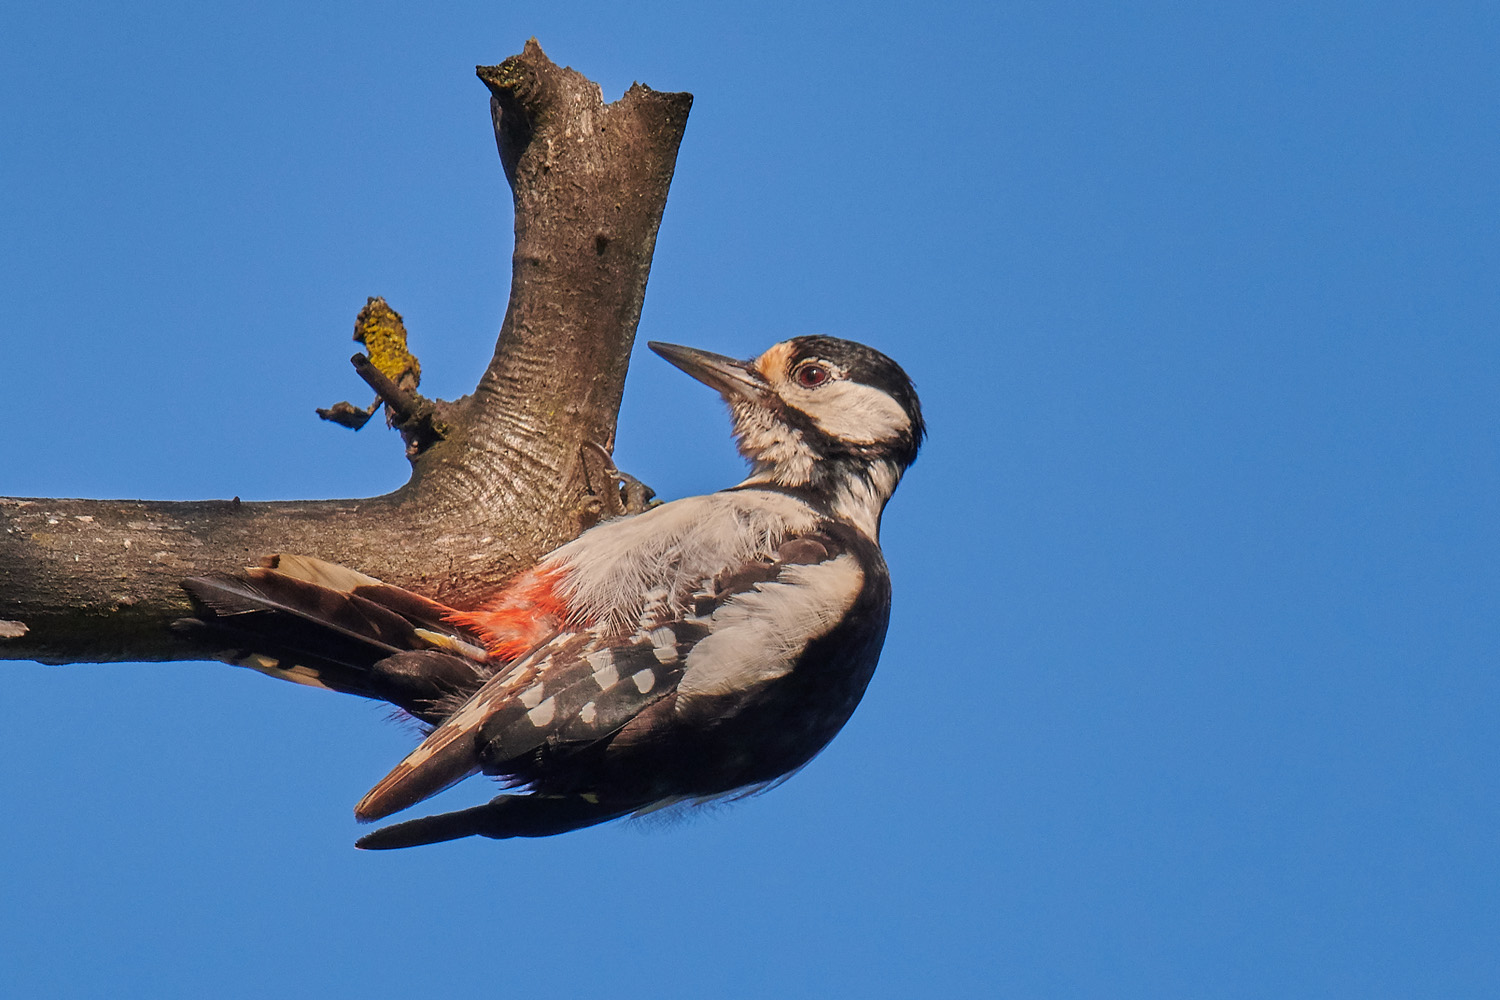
[527,697,557,728]
[279,666,328,688]
[520,682,545,709]
[632,669,657,693]
[449,689,499,731]
[650,626,679,663]
[579,701,597,724]
[587,649,619,689]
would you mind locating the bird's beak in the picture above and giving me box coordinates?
[648,342,769,402]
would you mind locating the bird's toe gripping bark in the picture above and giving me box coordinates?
[580,441,658,524]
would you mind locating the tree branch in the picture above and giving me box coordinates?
[0,39,692,665]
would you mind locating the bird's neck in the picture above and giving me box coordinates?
[740,455,904,540]
[729,405,908,538]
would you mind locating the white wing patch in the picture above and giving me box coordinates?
[676,553,864,703]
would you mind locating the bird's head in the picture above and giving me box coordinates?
[649,336,925,500]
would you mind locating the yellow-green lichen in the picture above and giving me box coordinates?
[354,297,420,389]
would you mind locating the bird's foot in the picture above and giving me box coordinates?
[579,441,658,526]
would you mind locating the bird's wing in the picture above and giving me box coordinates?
[353,624,704,820]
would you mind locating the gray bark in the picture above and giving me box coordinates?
[0,40,692,664]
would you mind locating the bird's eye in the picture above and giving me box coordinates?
[795,363,830,388]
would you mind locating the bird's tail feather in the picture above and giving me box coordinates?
[356,794,635,849]
[176,559,491,721]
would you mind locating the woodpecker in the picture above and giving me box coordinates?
[178,336,924,848]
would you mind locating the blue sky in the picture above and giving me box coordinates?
[3,2,1497,997]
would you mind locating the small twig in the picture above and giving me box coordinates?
[351,353,421,422]
[315,398,379,430]
[349,353,448,458]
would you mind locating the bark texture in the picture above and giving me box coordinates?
[0,40,692,665]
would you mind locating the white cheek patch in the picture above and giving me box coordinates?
[797,381,911,445]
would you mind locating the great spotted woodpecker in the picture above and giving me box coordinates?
[178,336,924,848]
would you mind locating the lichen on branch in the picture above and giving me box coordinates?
[316,297,425,433]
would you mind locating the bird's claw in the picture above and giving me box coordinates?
[580,441,658,523]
